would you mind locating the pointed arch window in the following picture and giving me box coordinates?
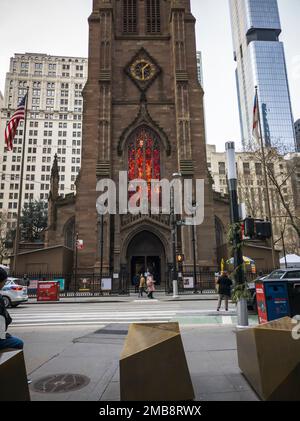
[128,126,161,198]
[123,0,137,34]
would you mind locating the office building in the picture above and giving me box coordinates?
[229,0,296,151]
[0,52,88,230]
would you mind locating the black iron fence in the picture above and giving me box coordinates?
[165,267,275,295]
[12,271,130,298]
[11,267,275,298]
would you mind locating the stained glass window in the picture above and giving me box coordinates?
[128,126,161,200]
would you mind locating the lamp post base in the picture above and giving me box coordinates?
[172,280,179,298]
[237,298,249,327]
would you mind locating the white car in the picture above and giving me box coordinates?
[0,277,28,308]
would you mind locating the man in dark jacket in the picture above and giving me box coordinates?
[0,268,24,350]
[217,271,233,312]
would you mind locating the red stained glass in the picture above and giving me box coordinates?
[128,126,161,201]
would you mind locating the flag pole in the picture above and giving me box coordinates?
[255,86,276,269]
[12,86,29,274]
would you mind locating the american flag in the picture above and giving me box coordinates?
[4,93,27,151]
[252,90,261,144]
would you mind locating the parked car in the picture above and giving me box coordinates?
[265,268,300,281]
[0,277,28,308]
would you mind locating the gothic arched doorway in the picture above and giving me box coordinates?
[126,230,166,286]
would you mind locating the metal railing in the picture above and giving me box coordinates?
[12,268,275,298]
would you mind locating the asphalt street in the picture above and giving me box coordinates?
[8,299,258,328]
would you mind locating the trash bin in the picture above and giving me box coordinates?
[256,280,290,324]
[256,279,300,324]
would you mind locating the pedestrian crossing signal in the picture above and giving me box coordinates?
[176,254,184,263]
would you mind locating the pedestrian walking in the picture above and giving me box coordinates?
[23,273,30,287]
[132,274,140,293]
[146,274,156,299]
[139,274,146,298]
[216,271,233,312]
[0,268,24,351]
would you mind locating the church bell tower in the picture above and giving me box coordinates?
[75,0,218,277]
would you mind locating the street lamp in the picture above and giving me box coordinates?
[191,202,199,294]
[171,172,182,298]
[96,202,105,293]
[74,232,79,296]
[226,142,248,328]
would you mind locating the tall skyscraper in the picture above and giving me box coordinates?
[295,119,300,152]
[229,0,296,151]
[0,53,88,231]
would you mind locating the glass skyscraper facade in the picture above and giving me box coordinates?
[229,0,296,151]
[295,119,300,152]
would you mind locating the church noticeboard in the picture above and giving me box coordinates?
[183,277,194,289]
[101,278,112,291]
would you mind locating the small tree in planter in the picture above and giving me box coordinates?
[228,222,250,326]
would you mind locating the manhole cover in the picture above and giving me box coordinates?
[32,374,90,393]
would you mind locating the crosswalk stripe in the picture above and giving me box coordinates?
[11,320,170,327]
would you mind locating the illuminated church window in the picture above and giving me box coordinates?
[128,126,161,199]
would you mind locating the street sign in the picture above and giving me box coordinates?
[76,239,84,250]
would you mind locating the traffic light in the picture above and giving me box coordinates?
[244,217,255,238]
[255,221,272,240]
[243,218,272,240]
[176,254,185,263]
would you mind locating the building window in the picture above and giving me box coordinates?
[146,0,161,33]
[128,126,161,200]
[123,0,137,34]
[255,163,262,176]
[218,162,226,175]
[243,163,250,176]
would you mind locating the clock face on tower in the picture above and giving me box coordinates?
[130,59,156,82]
[125,48,161,92]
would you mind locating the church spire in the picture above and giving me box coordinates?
[50,153,59,201]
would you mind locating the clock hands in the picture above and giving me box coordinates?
[141,63,150,81]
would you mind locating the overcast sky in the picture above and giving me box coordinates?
[0,0,299,151]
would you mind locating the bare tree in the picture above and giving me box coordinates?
[244,140,300,251]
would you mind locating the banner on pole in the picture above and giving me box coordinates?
[76,239,84,250]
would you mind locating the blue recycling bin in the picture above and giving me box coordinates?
[256,280,291,323]
[264,281,290,321]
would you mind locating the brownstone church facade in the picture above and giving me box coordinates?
[46,0,229,281]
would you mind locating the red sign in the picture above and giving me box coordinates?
[37,282,59,302]
[76,239,83,250]
[256,282,268,324]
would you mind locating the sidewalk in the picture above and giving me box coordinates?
[27,292,219,304]
[23,323,259,401]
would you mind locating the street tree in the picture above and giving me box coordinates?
[20,200,48,242]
